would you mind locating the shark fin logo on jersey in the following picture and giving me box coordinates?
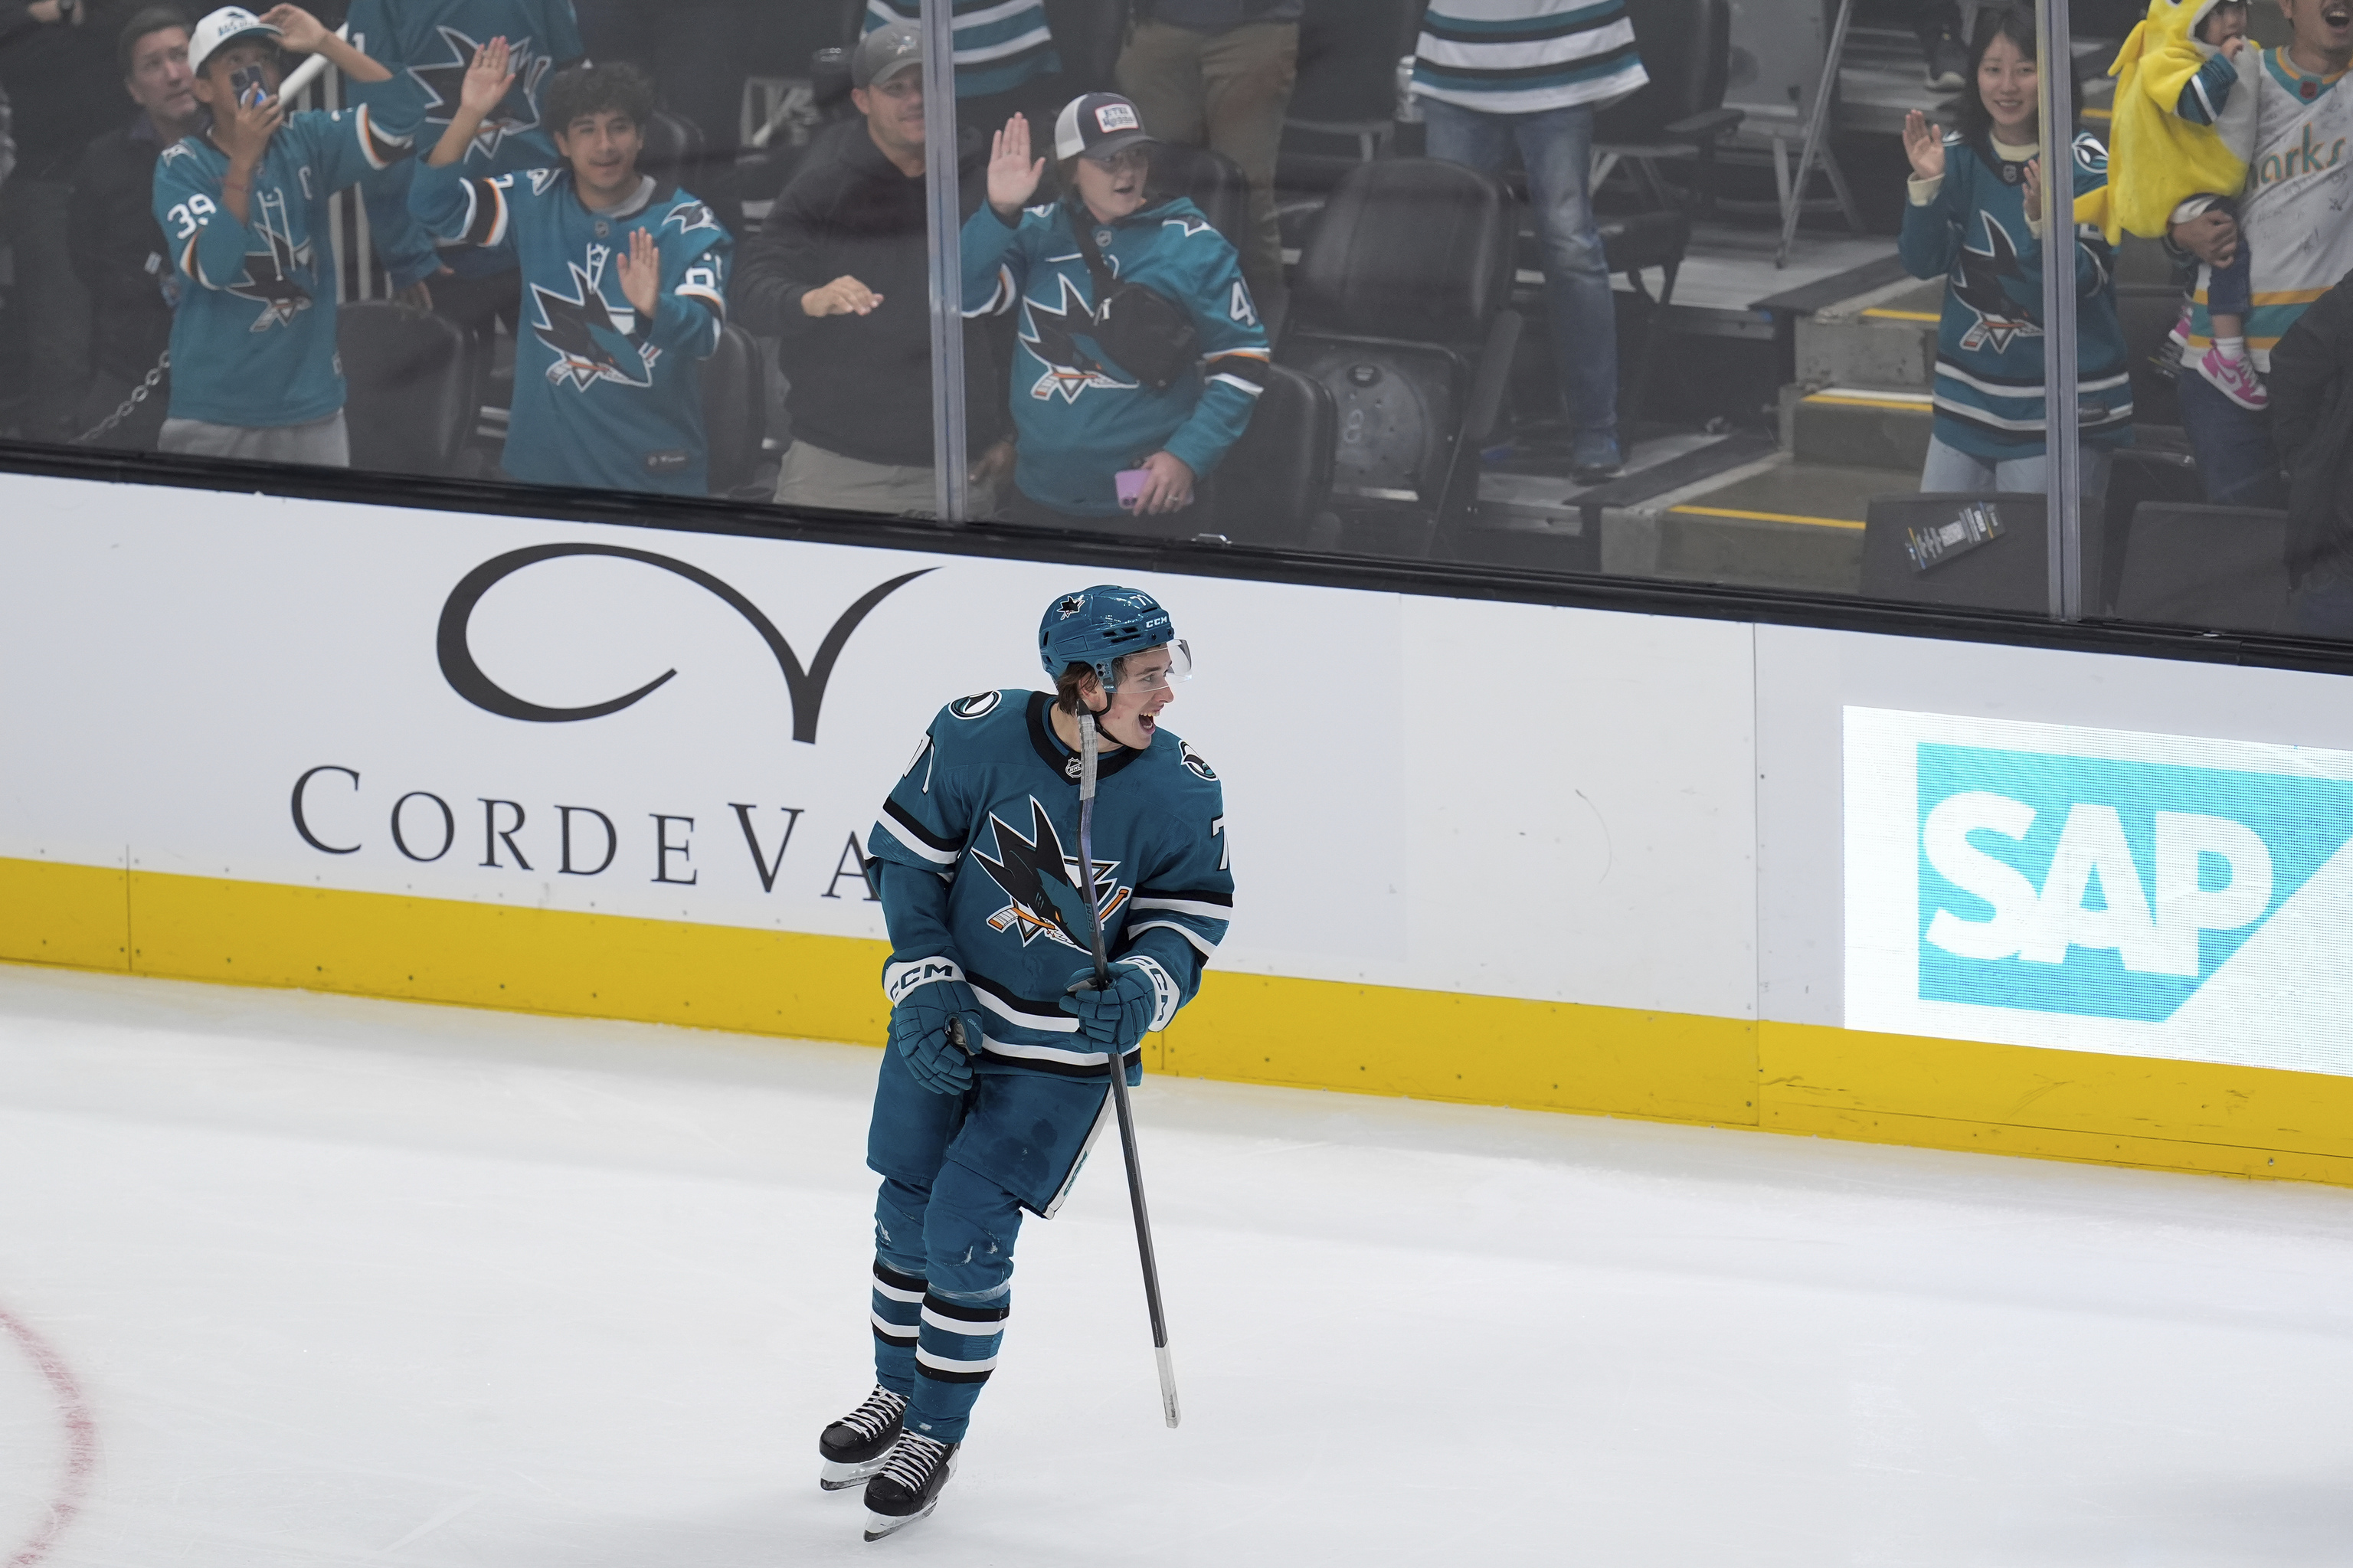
[227,189,314,330]
[950,690,1003,720]
[663,201,721,237]
[1160,212,1216,240]
[1952,214,2042,354]
[530,252,656,390]
[410,26,551,158]
[528,165,566,196]
[971,797,1130,949]
[1179,741,1217,782]
[1019,277,1137,401]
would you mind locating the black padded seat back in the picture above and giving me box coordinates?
[1211,364,1337,542]
[640,110,706,187]
[1860,493,2054,612]
[339,301,478,476]
[1595,0,1731,142]
[2113,504,2292,632]
[1147,142,1251,255]
[702,321,763,496]
[1281,338,1465,503]
[1044,0,1129,93]
[1290,159,1516,345]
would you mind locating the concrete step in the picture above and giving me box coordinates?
[1786,385,1933,473]
[1595,452,1922,596]
[1795,274,1942,390]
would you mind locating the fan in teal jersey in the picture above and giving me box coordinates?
[819,586,1232,1542]
[154,5,421,466]
[409,43,729,494]
[342,0,587,326]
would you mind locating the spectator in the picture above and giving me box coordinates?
[1114,0,1298,326]
[0,0,137,441]
[411,48,731,494]
[2167,0,2353,509]
[152,5,414,466]
[341,0,586,343]
[963,93,1269,525]
[1896,8,2132,503]
[2266,265,2353,637]
[734,21,1008,517]
[67,5,197,450]
[571,0,749,231]
[1411,0,1648,482]
[863,0,1060,144]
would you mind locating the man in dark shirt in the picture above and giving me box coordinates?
[67,4,195,448]
[731,21,1007,518]
[0,0,137,439]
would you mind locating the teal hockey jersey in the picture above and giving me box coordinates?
[344,0,586,288]
[866,689,1233,1079]
[961,195,1271,516]
[410,159,731,493]
[1899,130,2135,460]
[154,104,417,427]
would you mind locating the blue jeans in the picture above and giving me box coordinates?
[2178,368,2288,507]
[1919,435,2113,506]
[1420,97,1618,449]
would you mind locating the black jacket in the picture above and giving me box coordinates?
[0,0,137,179]
[68,110,174,383]
[733,119,1003,468]
[2269,268,2353,583]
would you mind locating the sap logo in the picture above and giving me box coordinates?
[1915,743,2353,1023]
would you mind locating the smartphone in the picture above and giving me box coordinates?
[1115,467,1151,510]
[230,63,268,109]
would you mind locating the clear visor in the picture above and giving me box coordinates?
[1114,639,1192,693]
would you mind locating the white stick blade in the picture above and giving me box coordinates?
[1156,1344,1180,1428]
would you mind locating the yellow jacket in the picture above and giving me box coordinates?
[2074,0,2249,241]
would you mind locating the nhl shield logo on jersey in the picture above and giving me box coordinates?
[971,797,1129,950]
[950,690,1003,720]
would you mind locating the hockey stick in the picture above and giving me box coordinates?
[1077,709,1181,1429]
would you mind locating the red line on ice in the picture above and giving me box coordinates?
[0,1304,94,1567]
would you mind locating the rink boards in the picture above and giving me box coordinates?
[10,470,2353,1183]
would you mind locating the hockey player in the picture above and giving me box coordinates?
[821,585,1232,1541]
[152,5,417,465]
[341,0,587,341]
[963,95,1271,524]
[409,41,729,495]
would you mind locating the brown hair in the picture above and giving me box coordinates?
[1054,661,1098,715]
[118,5,190,76]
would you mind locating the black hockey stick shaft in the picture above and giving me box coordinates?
[1078,710,1180,1427]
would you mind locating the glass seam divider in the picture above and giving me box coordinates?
[2038,0,2084,620]
[925,0,971,524]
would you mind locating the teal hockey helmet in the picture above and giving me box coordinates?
[1038,585,1189,692]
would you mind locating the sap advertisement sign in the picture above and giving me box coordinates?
[1845,708,2353,1074]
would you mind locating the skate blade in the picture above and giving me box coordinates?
[862,1500,938,1541]
[820,1455,890,1491]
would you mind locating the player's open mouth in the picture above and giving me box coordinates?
[2327,2,2351,29]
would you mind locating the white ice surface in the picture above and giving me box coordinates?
[0,967,2351,1565]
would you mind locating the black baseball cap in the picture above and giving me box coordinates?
[1054,92,1154,160]
[852,21,922,89]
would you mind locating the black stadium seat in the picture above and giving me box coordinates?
[1278,159,1522,549]
[2112,504,2292,633]
[1592,0,1743,211]
[338,302,480,477]
[1209,364,1337,544]
[702,321,766,498]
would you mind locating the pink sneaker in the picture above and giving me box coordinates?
[2195,345,2270,411]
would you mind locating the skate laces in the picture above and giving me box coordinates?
[840,1386,908,1442]
[878,1431,950,1491]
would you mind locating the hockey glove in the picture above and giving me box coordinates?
[1062,961,1160,1083]
[890,977,983,1095]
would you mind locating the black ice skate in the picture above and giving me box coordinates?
[819,1385,908,1491]
[861,1431,958,1541]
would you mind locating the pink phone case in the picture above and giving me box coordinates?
[1115,468,1150,509]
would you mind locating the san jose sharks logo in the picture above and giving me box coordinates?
[530,247,656,391]
[409,25,551,159]
[227,189,313,331]
[1020,276,1137,401]
[1952,214,2042,354]
[971,797,1129,950]
[663,201,720,237]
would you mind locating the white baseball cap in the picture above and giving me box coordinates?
[188,6,283,74]
[1054,92,1154,161]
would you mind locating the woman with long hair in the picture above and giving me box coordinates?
[1899,6,2134,504]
